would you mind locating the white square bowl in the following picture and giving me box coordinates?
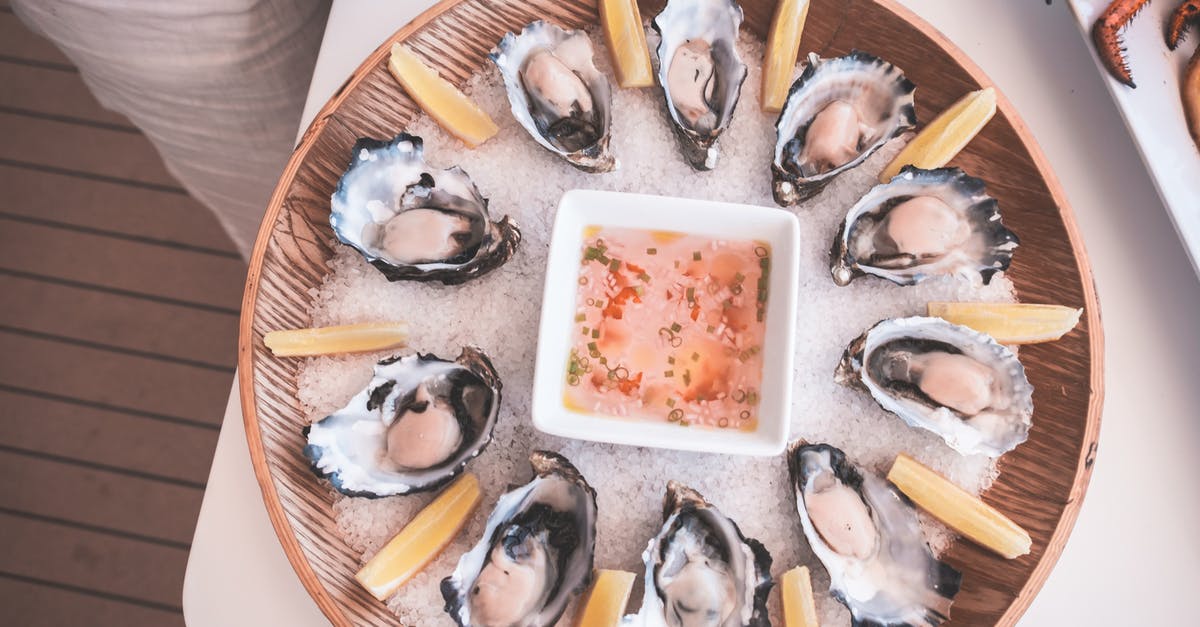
[531,189,800,456]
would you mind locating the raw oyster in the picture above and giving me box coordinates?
[303,347,501,497]
[491,21,617,172]
[651,0,748,170]
[772,51,916,205]
[830,166,1018,287]
[787,442,962,626]
[442,450,597,627]
[836,317,1033,457]
[330,134,520,284]
[633,481,772,627]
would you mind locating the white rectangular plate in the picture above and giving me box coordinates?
[531,189,800,456]
[1067,0,1200,274]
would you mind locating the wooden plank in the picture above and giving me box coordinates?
[0,576,183,627]
[0,11,73,68]
[0,163,237,254]
[0,332,231,427]
[0,219,244,311]
[0,61,131,126]
[0,272,237,368]
[0,510,187,609]
[0,390,216,485]
[0,449,202,545]
[0,111,179,188]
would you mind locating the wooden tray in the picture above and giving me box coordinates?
[238,1,1104,624]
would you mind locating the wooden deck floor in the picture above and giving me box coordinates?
[0,5,245,624]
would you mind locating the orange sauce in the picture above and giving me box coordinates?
[564,226,770,430]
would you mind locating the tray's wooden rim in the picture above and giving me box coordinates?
[237,1,1105,625]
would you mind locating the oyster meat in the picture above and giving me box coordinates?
[651,0,748,170]
[330,134,520,284]
[303,347,501,497]
[772,51,916,205]
[491,21,617,173]
[442,450,597,627]
[633,481,772,627]
[830,166,1018,287]
[836,316,1034,457]
[788,442,962,626]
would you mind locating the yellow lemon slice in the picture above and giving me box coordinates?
[576,568,637,627]
[355,473,482,600]
[263,321,409,357]
[388,44,498,148]
[762,0,811,112]
[780,565,820,627]
[879,87,997,182]
[600,0,654,88]
[927,302,1082,344]
[888,454,1031,559]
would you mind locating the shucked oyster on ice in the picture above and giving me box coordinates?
[303,347,501,497]
[788,442,962,626]
[442,450,597,627]
[631,481,772,627]
[772,51,916,205]
[836,317,1034,458]
[830,166,1019,287]
[651,0,748,170]
[491,21,617,173]
[330,134,520,285]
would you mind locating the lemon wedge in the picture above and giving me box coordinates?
[879,87,997,182]
[388,44,498,148]
[600,0,654,88]
[762,0,811,112]
[576,569,636,627]
[263,321,409,357]
[888,454,1031,559]
[927,302,1081,344]
[355,473,482,600]
[780,565,820,627]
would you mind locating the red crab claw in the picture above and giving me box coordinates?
[1167,0,1200,49]
[1092,0,1152,88]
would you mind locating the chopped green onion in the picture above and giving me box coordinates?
[686,287,695,303]
[733,272,745,284]
[682,371,691,386]
[691,352,700,361]
[670,322,682,333]
[609,259,621,272]
[575,313,586,322]
[664,370,675,377]
[581,326,589,336]
[693,251,702,261]
[706,325,716,333]
[587,341,598,351]
[667,356,675,364]
[646,247,658,255]
[666,398,676,407]
[638,273,651,283]
[591,329,600,338]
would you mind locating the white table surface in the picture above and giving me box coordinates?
[182,1,1200,625]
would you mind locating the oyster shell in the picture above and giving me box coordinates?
[303,347,501,497]
[633,481,772,627]
[836,317,1033,457]
[442,450,597,627]
[830,166,1018,287]
[491,21,617,173]
[330,134,520,284]
[772,51,916,205]
[651,0,748,170]
[787,442,962,626]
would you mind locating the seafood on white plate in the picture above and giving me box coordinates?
[836,316,1034,458]
[303,347,501,497]
[491,20,617,172]
[442,450,597,627]
[772,51,916,205]
[788,441,962,626]
[629,481,773,627]
[651,0,749,170]
[830,166,1019,287]
[330,134,520,284]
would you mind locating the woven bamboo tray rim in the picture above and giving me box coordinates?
[238,1,1105,625]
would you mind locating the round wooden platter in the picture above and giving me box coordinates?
[238,0,1104,624]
